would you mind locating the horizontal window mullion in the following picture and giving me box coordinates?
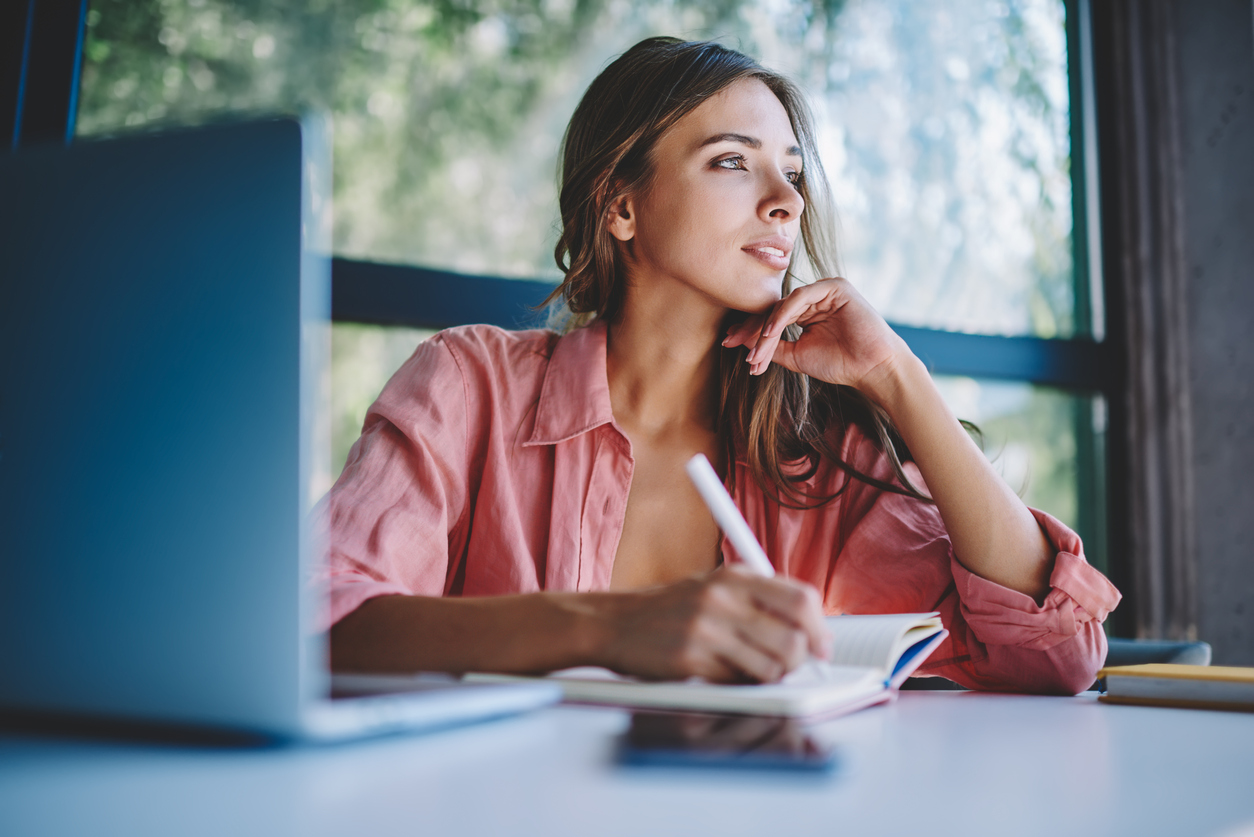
[330,258,1112,393]
[331,257,555,332]
[891,325,1110,392]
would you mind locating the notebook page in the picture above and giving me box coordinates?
[781,660,880,687]
[549,663,871,688]
[471,663,887,717]
[825,613,941,670]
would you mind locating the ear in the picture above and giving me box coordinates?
[605,193,636,242]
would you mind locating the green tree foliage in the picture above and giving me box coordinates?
[80,0,1074,335]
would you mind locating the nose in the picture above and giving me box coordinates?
[761,169,804,224]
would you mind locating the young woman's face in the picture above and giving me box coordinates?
[612,77,805,315]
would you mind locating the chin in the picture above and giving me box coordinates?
[733,277,785,314]
[687,267,782,313]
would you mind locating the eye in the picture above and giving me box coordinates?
[786,170,803,188]
[713,154,747,171]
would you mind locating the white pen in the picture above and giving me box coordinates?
[685,453,776,577]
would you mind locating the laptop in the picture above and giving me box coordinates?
[0,116,559,740]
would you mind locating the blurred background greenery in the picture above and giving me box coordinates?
[76,0,1100,535]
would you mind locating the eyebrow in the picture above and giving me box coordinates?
[699,132,803,158]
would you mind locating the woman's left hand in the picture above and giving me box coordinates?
[722,277,911,401]
[726,278,1057,603]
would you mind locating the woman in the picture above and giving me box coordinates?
[325,37,1120,693]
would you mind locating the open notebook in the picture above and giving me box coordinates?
[470,613,947,719]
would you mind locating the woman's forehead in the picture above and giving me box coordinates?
[668,78,801,156]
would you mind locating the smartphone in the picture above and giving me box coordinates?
[616,711,838,772]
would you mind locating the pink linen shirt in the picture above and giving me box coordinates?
[324,320,1122,694]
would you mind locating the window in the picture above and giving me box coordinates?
[71,0,1105,568]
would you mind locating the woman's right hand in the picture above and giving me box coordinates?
[332,567,830,681]
[591,566,832,683]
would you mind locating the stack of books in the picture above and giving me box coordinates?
[1098,664,1254,712]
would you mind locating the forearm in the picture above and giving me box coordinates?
[329,591,609,675]
[329,569,832,681]
[868,353,1055,601]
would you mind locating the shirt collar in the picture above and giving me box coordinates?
[523,318,751,468]
[525,319,616,446]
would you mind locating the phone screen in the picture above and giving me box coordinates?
[617,711,838,772]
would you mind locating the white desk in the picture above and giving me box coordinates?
[2,692,1252,837]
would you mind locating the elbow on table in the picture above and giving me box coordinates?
[970,625,1108,696]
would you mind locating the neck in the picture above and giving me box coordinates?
[605,286,727,437]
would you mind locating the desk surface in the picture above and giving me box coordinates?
[2,691,1252,837]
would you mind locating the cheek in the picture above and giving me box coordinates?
[632,177,749,272]
[669,187,742,253]
[634,197,710,264]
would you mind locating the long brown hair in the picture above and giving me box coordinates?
[547,37,931,507]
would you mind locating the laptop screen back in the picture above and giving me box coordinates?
[0,117,330,734]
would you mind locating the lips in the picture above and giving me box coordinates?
[742,236,794,271]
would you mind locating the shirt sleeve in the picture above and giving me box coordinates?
[824,436,1121,696]
[937,507,1122,694]
[315,333,471,629]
